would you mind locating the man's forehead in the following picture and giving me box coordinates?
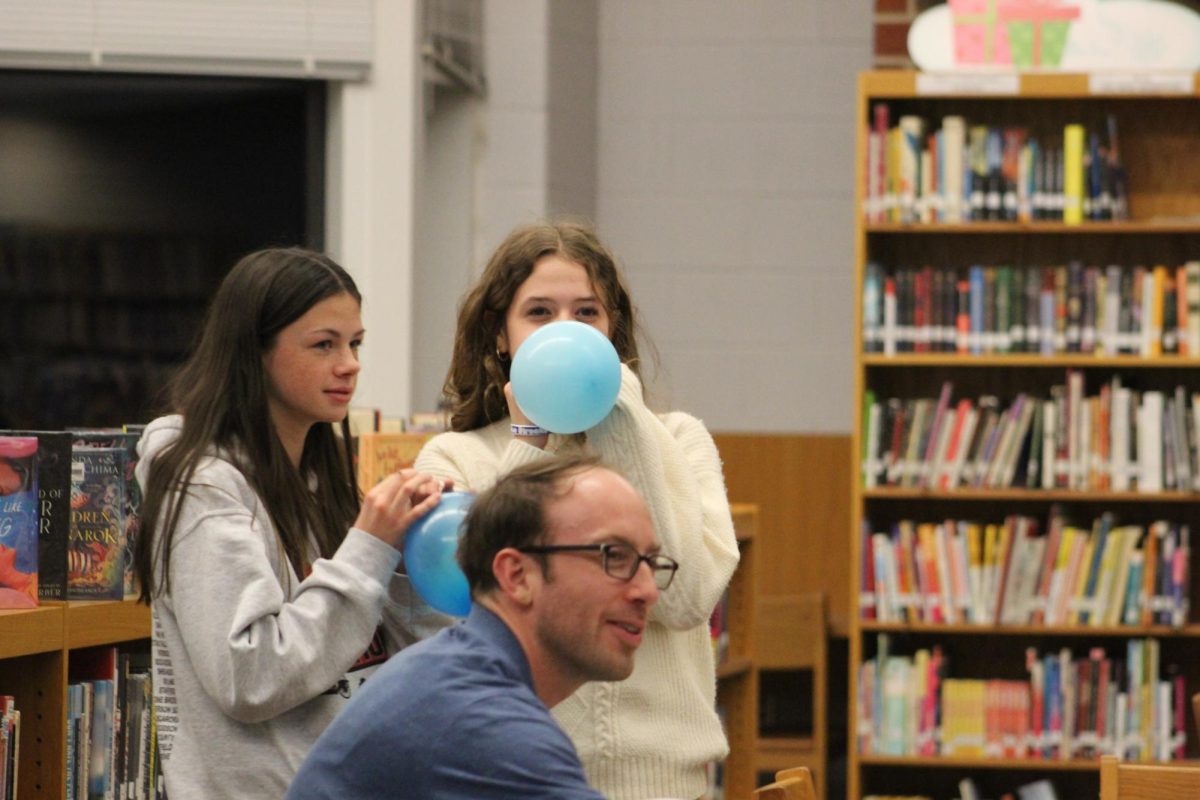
[545,470,654,543]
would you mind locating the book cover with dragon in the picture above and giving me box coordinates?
[71,429,142,598]
[68,446,126,600]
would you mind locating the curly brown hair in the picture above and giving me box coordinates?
[442,221,643,432]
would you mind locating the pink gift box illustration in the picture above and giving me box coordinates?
[950,0,1013,65]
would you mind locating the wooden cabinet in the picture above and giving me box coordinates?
[717,503,759,799]
[850,70,1200,800]
[0,600,149,799]
[755,593,826,800]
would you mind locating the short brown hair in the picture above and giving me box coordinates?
[457,454,602,595]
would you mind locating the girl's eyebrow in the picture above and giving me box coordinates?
[307,327,366,337]
[519,294,600,303]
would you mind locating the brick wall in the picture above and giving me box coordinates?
[874,0,1200,70]
[872,0,940,69]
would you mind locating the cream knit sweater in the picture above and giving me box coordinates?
[415,366,741,800]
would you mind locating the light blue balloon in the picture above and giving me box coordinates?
[403,492,473,617]
[510,321,621,434]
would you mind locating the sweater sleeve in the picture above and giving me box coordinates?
[414,424,554,493]
[162,479,400,724]
[587,364,740,630]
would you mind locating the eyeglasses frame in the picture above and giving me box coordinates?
[515,542,678,590]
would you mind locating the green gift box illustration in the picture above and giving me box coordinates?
[998,0,1081,68]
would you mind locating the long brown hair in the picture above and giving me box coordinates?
[136,247,361,602]
[443,221,643,431]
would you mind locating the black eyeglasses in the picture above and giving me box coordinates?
[516,542,679,590]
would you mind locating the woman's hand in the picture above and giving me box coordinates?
[505,382,549,448]
[354,469,451,549]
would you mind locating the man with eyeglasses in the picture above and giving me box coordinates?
[286,454,673,799]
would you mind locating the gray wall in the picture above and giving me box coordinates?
[594,1,871,433]
[414,0,871,433]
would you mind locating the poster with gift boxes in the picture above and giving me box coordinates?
[909,0,1200,72]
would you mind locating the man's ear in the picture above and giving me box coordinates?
[492,548,535,606]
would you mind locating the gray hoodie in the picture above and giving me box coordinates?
[136,415,450,799]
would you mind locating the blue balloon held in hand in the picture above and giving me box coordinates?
[404,491,474,617]
[510,320,621,434]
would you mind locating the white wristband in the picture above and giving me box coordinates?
[511,423,549,437]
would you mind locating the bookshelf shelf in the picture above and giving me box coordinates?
[716,656,753,680]
[860,755,1108,771]
[0,599,149,799]
[867,222,1200,234]
[860,621,1200,638]
[863,488,1200,502]
[67,598,152,649]
[861,755,1200,772]
[850,70,1200,800]
[864,355,1200,368]
[0,604,65,658]
[863,70,1200,98]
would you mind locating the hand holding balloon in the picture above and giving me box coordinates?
[509,321,621,434]
[356,469,447,549]
[403,491,474,617]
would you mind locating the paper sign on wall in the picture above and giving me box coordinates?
[909,0,1200,72]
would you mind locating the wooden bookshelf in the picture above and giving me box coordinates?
[850,69,1200,800]
[0,599,149,799]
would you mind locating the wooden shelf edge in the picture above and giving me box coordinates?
[716,656,753,680]
[863,354,1200,368]
[67,599,151,650]
[859,69,1200,99]
[862,488,1200,502]
[858,755,1200,771]
[730,502,757,542]
[859,621,1200,637]
[0,604,65,658]
[757,735,817,751]
[865,222,1200,234]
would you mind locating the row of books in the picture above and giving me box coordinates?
[1,356,169,433]
[0,698,19,800]
[862,261,1200,357]
[10,300,206,354]
[0,427,143,608]
[857,637,1188,763]
[862,376,1200,494]
[866,776,1060,800]
[861,510,1192,629]
[0,229,220,299]
[863,107,1127,225]
[67,648,163,800]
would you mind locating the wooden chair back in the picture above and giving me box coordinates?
[752,767,817,800]
[752,777,806,800]
[1099,754,1200,799]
